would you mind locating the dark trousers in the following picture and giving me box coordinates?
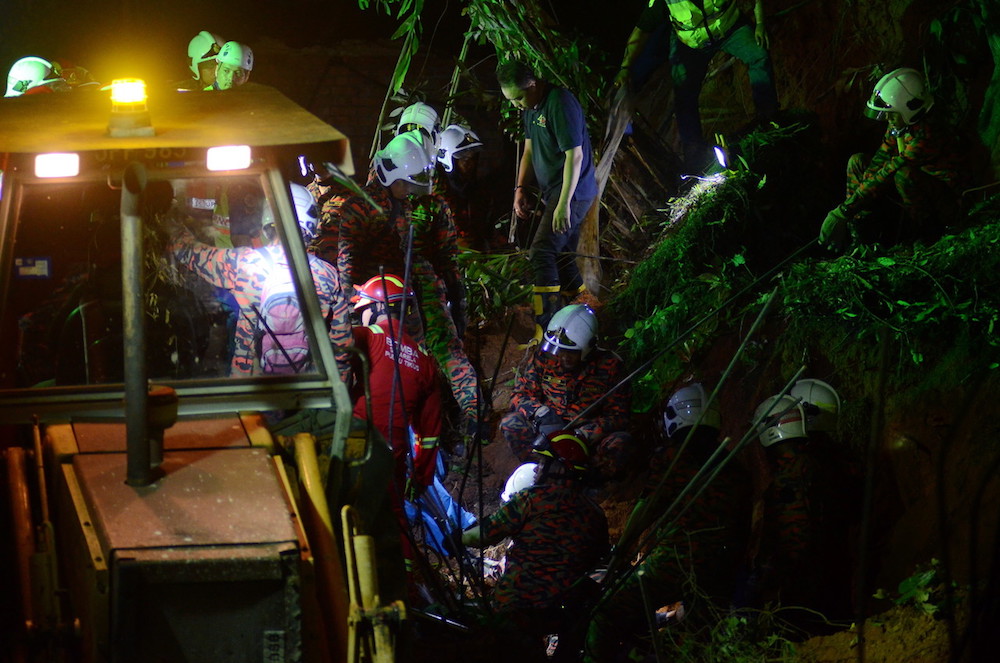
[528,195,593,290]
[669,23,777,167]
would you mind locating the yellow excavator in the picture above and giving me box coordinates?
[0,80,405,662]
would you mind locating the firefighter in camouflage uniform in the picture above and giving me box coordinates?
[407,192,480,436]
[463,431,608,659]
[394,105,476,429]
[501,304,633,482]
[311,131,480,436]
[585,383,751,661]
[170,181,351,377]
[436,122,489,250]
[820,67,961,251]
[749,379,844,612]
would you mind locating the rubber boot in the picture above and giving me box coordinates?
[521,285,561,349]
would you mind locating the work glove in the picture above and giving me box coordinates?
[819,206,849,252]
[532,405,565,438]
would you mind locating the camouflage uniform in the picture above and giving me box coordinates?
[754,440,819,607]
[411,187,463,303]
[316,180,479,430]
[305,176,352,260]
[586,443,751,661]
[171,229,351,377]
[502,348,633,480]
[481,481,608,614]
[410,192,473,375]
[844,117,960,242]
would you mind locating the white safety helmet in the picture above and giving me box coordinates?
[5,56,58,97]
[188,30,225,79]
[396,101,440,148]
[754,395,807,448]
[374,130,435,190]
[437,124,483,172]
[866,67,933,125]
[217,41,254,72]
[790,379,841,433]
[500,463,538,503]
[540,304,598,360]
[289,183,319,241]
[662,383,722,439]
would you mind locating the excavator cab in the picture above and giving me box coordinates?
[0,82,404,662]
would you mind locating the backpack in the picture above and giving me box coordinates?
[252,249,311,374]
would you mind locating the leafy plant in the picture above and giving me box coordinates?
[357,0,425,94]
[457,249,531,327]
[652,604,798,663]
[782,216,1000,370]
[873,559,957,618]
[609,169,764,411]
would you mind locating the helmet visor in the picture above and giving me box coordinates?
[197,44,221,64]
[541,327,579,355]
[405,163,433,187]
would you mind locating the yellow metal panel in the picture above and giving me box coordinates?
[46,423,80,463]
[58,463,110,662]
[0,83,350,158]
[242,412,276,451]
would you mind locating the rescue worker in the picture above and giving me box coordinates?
[501,461,539,504]
[819,67,961,251]
[749,379,845,614]
[585,382,751,662]
[395,101,441,156]
[437,122,490,249]
[5,56,69,97]
[497,60,598,345]
[351,273,444,586]
[312,131,481,441]
[305,172,353,253]
[169,181,351,377]
[391,103,471,340]
[462,430,608,660]
[351,273,442,495]
[50,59,100,90]
[616,0,777,174]
[206,41,253,91]
[500,304,633,483]
[180,30,225,91]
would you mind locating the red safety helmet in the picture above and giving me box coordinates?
[534,430,590,474]
[352,274,414,314]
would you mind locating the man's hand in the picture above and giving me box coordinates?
[819,206,849,252]
[754,1,769,49]
[754,22,769,49]
[552,200,571,234]
[461,525,483,548]
[533,405,565,431]
[513,187,533,220]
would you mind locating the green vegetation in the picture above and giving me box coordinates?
[457,249,532,327]
[606,120,1000,413]
[873,559,959,618]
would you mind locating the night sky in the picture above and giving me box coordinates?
[0,0,639,87]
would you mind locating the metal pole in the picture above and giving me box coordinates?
[121,162,151,486]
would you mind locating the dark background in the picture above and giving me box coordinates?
[0,0,639,86]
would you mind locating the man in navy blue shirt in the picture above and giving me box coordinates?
[497,60,598,345]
